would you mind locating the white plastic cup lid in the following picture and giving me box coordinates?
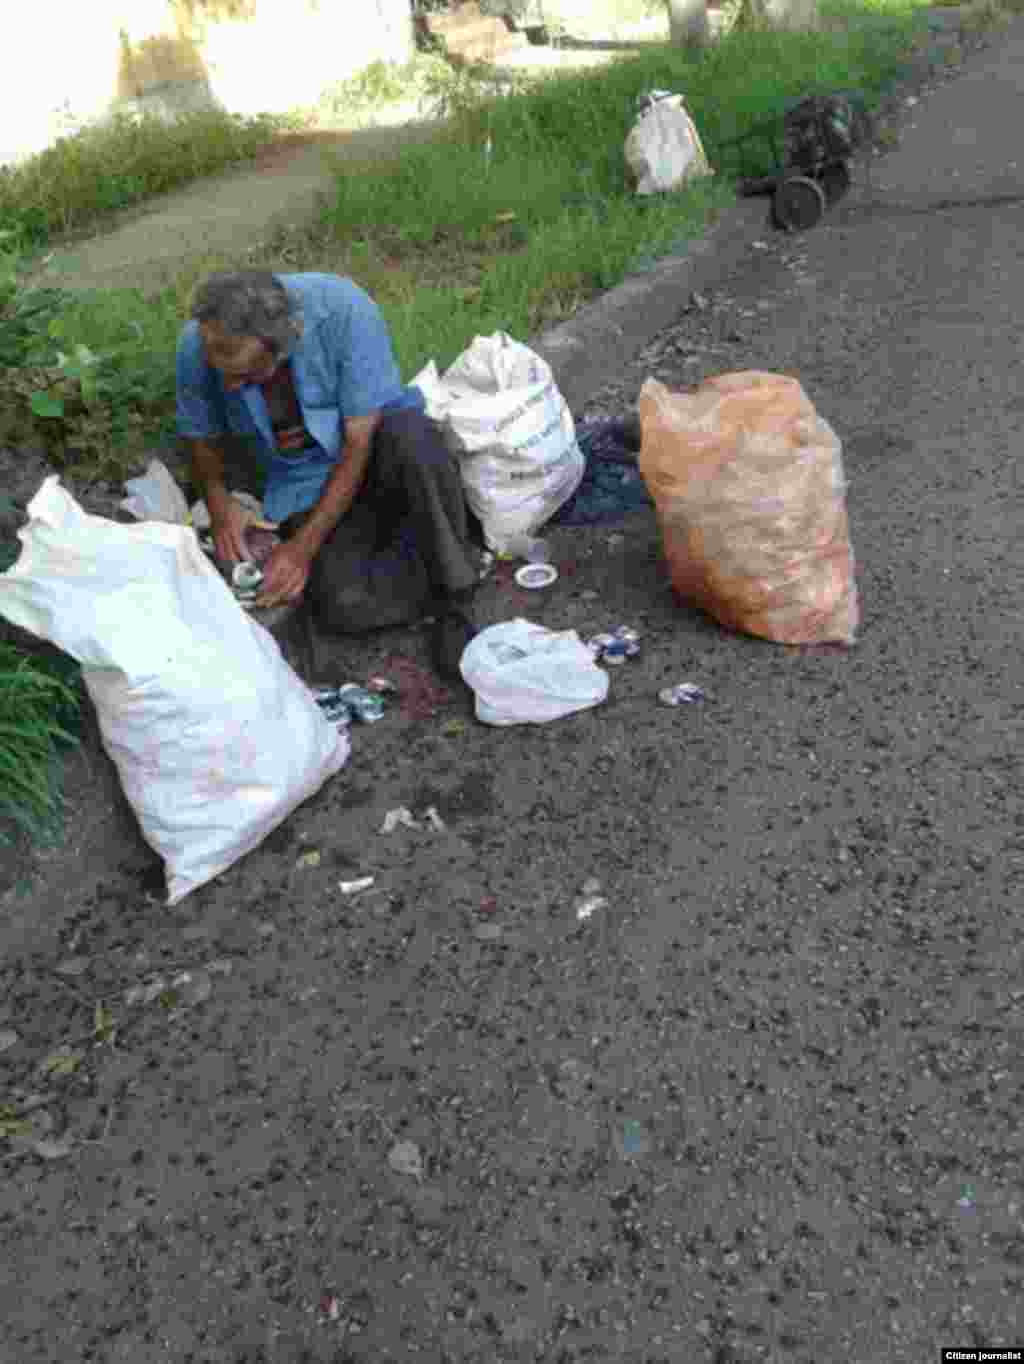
[515,563,558,589]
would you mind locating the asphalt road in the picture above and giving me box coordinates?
[1,17,1022,1364]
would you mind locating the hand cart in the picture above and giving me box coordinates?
[717,92,873,231]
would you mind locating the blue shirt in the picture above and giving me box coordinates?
[176,273,424,521]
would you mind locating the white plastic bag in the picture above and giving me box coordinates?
[625,91,714,196]
[412,333,584,554]
[0,478,349,905]
[119,457,275,532]
[459,618,609,726]
[119,458,189,523]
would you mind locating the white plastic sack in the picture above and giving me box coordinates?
[120,458,189,523]
[459,618,609,726]
[118,458,274,531]
[412,333,584,554]
[0,478,348,905]
[625,91,714,196]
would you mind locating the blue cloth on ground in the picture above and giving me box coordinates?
[551,417,652,527]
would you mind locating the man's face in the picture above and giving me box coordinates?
[200,320,279,391]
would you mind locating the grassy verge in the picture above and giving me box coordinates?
[0,108,289,249]
[0,637,82,851]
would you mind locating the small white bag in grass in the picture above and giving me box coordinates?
[625,90,714,196]
[0,478,349,905]
[460,619,609,726]
[412,332,584,553]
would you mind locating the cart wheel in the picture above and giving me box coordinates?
[772,175,826,231]
[820,160,852,206]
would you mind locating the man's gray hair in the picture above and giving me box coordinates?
[190,270,303,357]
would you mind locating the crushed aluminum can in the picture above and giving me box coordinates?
[587,626,641,665]
[601,639,629,665]
[232,561,264,593]
[336,684,387,723]
[612,625,641,657]
[312,687,353,727]
[658,683,705,706]
[586,632,616,658]
[339,876,376,896]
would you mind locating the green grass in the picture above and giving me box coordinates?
[0,639,82,848]
[0,108,288,249]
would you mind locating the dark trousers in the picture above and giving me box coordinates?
[280,409,480,635]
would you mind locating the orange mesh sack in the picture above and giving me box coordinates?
[639,373,858,645]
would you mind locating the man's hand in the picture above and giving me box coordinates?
[209,495,252,564]
[254,541,312,609]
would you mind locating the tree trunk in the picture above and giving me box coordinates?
[666,0,711,48]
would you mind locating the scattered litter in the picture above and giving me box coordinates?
[575,895,607,922]
[171,969,213,1007]
[0,1029,19,1053]
[93,1003,117,1044]
[0,1110,36,1140]
[472,922,503,942]
[617,1118,651,1159]
[422,806,447,833]
[337,684,387,724]
[957,1184,977,1211]
[319,1294,342,1322]
[313,684,387,725]
[441,719,467,737]
[515,563,558,590]
[55,957,89,977]
[658,682,705,706]
[479,895,499,916]
[39,1046,82,1077]
[381,806,420,834]
[587,626,641,666]
[388,1139,425,1181]
[339,876,376,897]
[31,1137,74,1161]
[125,978,168,1006]
[296,849,322,870]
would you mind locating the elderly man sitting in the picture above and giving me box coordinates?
[176,269,481,678]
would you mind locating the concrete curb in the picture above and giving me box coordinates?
[532,196,769,412]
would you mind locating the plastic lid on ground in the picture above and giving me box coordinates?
[515,563,558,589]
